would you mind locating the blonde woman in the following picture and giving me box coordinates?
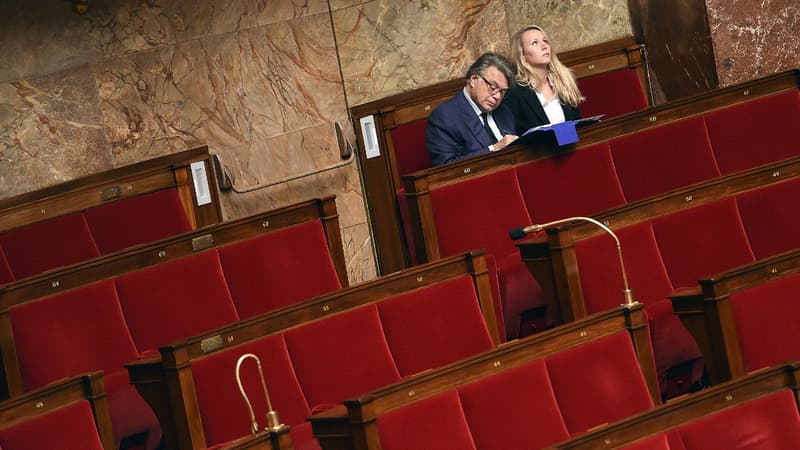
[504,26,585,133]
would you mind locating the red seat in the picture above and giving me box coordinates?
[114,250,239,352]
[391,119,431,176]
[705,89,800,174]
[545,331,654,434]
[0,213,100,279]
[377,390,477,450]
[578,68,649,119]
[377,275,493,376]
[736,177,800,259]
[676,389,800,448]
[283,305,401,412]
[458,360,570,449]
[9,280,161,449]
[610,116,720,202]
[429,168,541,339]
[730,273,800,372]
[192,333,311,448]
[218,220,342,319]
[652,197,755,289]
[85,189,192,254]
[575,221,673,313]
[0,400,104,450]
[516,142,626,223]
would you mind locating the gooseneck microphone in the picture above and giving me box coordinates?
[510,216,638,307]
[236,353,284,434]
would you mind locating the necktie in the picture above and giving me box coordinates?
[481,113,498,141]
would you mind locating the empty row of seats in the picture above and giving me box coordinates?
[551,363,800,449]
[670,247,800,384]
[402,77,800,342]
[0,199,348,449]
[126,252,502,450]
[0,146,222,284]
[533,176,800,398]
[309,305,658,450]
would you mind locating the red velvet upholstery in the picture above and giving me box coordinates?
[289,421,322,450]
[575,221,673,313]
[677,389,800,449]
[9,281,161,449]
[610,116,720,202]
[377,390,477,450]
[578,68,649,119]
[377,275,493,376]
[622,434,672,450]
[192,333,311,447]
[430,168,532,258]
[516,143,627,223]
[218,220,342,319]
[85,188,192,254]
[645,299,703,398]
[574,221,699,398]
[736,178,800,259]
[458,360,570,449]
[115,250,239,352]
[652,198,755,289]
[283,305,400,411]
[705,89,800,174]
[730,273,800,372]
[104,370,162,450]
[9,280,139,390]
[496,252,545,339]
[391,119,432,176]
[546,331,653,435]
[0,213,100,280]
[0,400,104,450]
[0,247,14,285]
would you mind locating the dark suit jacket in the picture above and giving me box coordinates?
[425,90,516,166]
[504,83,581,135]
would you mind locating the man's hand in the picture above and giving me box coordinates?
[493,134,519,151]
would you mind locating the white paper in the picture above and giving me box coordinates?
[190,161,212,206]
[360,115,381,159]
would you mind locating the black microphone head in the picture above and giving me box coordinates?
[509,226,527,240]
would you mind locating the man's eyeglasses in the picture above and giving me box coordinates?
[478,75,509,98]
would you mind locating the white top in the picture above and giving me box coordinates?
[462,88,502,145]
[536,90,566,124]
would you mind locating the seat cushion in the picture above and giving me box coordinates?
[192,333,311,447]
[0,400,104,450]
[115,250,239,352]
[391,119,431,176]
[218,220,342,319]
[705,89,800,174]
[85,188,192,254]
[377,275,493,376]
[578,68,648,119]
[458,360,569,449]
[430,168,532,258]
[283,305,400,410]
[730,273,800,372]
[9,280,139,390]
[736,178,800,259]
[516,142,626,223]
[377,390,477,450]
[0,213,100,279]
[610,116,720,202]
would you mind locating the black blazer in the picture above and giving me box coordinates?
[504,83,581,135]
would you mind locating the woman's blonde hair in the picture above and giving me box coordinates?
[510,25,584,107]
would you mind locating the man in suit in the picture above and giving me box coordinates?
[426,52,519,166]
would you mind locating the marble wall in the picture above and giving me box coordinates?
[707,0,799,87]
[0,0,634,285]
